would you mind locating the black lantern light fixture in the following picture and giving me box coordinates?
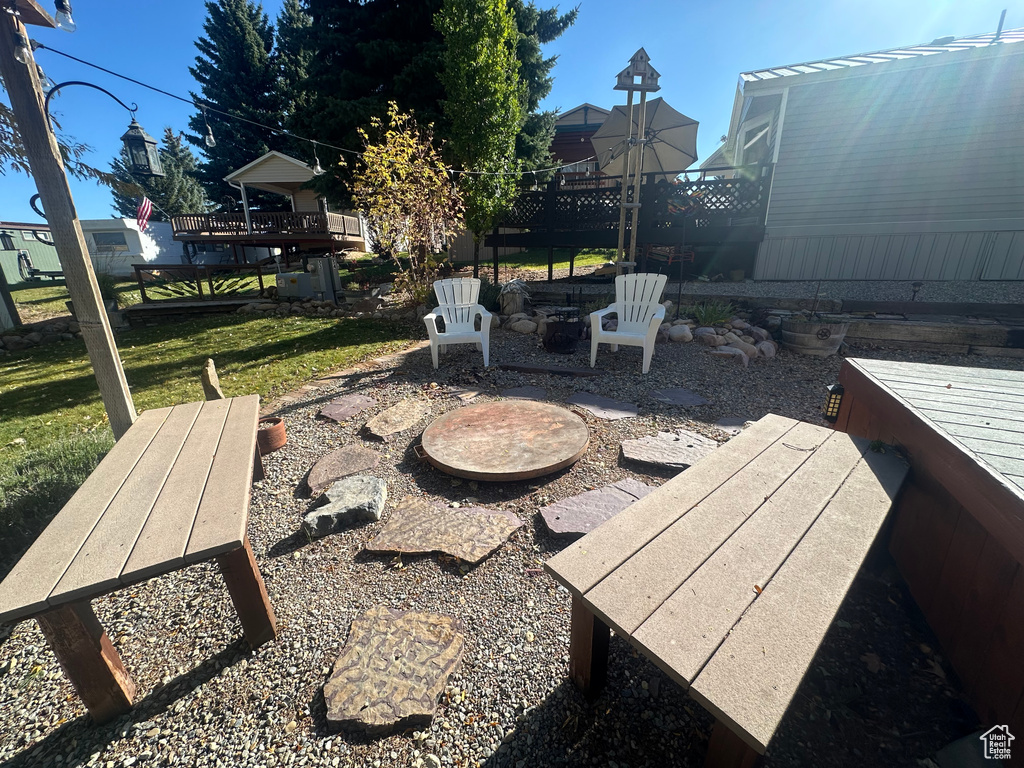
[823,383,845,423]
[120,118,164,177]
[43,81,165,178]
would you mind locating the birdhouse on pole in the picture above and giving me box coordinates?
[614,48,661,92]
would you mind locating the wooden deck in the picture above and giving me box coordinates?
[170,211,362,244]
[835,358,1024,739]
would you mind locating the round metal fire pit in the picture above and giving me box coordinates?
[419,401,589,481]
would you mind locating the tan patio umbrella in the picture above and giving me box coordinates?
[591,97,699,178]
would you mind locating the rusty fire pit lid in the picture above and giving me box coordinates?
[420,401,589,481]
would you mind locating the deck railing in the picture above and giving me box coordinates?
[501,164,773,233]
[132,262,269,303]
[171,211,361,239]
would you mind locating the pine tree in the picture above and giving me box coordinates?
[275,0,313,160]
[301,0,574,203]
[512,2,577,179]
[187,0,287,209]
[437,0,523,273]
[110,128,208,221]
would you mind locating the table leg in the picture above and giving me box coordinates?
[217,536,277,649]
[36,601,135,724]
[569,593,609,699]
[705,720,761,768]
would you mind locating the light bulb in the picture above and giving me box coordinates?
[205,126,216,148]
[36,65,56,92]
[54,0,76,32]
[313,160,324,176]
[13,32,31,65]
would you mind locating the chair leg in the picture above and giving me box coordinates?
[430,342,439,369]
[642,344,654,374]
[590,337,598,368]
[481,336,489,367]
[610,344,619,352]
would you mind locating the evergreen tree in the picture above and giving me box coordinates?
[301,0,575,203]
[437,0,523,273]
[109,128,208,221]
[275,0,314,159]
[512,2,577,179]
[187,0,287,209]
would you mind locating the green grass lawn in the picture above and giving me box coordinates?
[0,313,415,450]
[453,247,613,271]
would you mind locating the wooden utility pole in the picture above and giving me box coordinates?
[0,6,136,438]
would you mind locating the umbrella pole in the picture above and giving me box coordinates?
[615,89,635,267]
[627,91,649,266]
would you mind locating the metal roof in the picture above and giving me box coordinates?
[741,27,1024,82]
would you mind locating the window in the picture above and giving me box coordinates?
[23,229,52,243]
[91,232,129,252]
[737,116,772,166]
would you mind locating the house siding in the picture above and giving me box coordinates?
[755,46,1024,280]
[0,226,61,285]
[293,189,320,212]
[236,154,311,184]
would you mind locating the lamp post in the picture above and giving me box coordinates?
[0,1,139,439]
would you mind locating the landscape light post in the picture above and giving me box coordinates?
[0,1,140,438]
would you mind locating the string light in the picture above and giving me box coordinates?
[53,0,76,32]
[12,31,32,65]
[33,43,601,179]
[311,141,324,175]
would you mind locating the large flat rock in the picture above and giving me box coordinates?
[621,430,719,470]
[365,496,523,564]
[319,394,377,422]
[540,478,657,538]
[365,399,430,439]
[324,606,464,734]
[565,392,638,420]
[649,387,710,407]
[307,445,381,493]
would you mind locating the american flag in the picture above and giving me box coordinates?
[136,197,153,232]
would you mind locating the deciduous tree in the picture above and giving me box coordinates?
[437,0,524,274]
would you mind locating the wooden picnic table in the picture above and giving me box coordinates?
[0,395,276,724]
[545,414,908,766]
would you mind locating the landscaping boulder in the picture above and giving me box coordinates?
[697,333,727,347]
[730,339,760,359]
[710,346,750,366]
[756,341,777,359]
[750,326,771,342]
[1,336,32,351]
[302,475,387,537]
[201,358,225,400]
[509,319,537,334]
[668,325,693,342]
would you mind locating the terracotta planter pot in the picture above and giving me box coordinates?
[256,416,287,455]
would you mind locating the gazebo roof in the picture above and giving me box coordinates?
[223,150,318,197]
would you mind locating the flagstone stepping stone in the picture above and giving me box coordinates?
[715,417,754,436]
[319,394,377,422]
[302,475,388,537]
[621,430,719,470]
[501,386,547,400]
[364,399,430,439]
[307,445,381,494]
[450,387,485,402]
[649,387,710,407]
[324,605,465,734]
[365,495,523,564]
[565,392,638,420]
[540,478,656,538]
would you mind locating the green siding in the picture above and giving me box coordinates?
[0,226,63,285]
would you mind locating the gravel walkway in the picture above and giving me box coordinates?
[2,323,1015,768]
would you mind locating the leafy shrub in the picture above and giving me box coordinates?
[0,431,114,580]
[686,300,735,327]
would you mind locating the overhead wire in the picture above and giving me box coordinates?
[34,42,599,178]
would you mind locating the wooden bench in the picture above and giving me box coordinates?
[545,414,908,766]
[0,395,276,724]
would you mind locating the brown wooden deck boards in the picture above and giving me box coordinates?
[545,414,909,758]
[0,395,261,625]
[836,358,1024,741]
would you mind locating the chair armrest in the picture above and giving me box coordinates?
[471,305,492,320]
[592,305,615,320]
[423,313,440,340]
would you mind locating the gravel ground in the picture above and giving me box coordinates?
[2,322,1018,768]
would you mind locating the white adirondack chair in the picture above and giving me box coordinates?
[590,273,668,374]
[424,278,492,369]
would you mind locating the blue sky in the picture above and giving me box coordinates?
[1,0,1017,223]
